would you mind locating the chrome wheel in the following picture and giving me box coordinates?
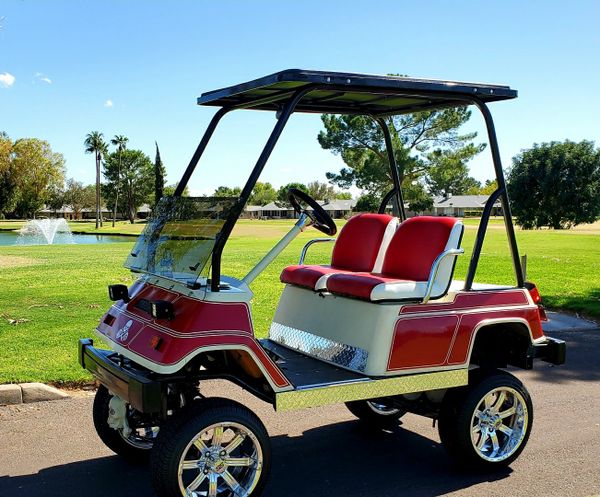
[177,422,263,497]
[470,386,529,462]
[367,401,401,416]
[120,424,159,450]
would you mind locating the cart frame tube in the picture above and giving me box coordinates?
[375,117,406,221]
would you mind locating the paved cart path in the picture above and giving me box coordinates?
[1,326,599,497]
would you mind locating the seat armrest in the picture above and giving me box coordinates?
[299,238,336,264]
[422,248,464,304]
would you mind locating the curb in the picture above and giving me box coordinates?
[0,383,69,406]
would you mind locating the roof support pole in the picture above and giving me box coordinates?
[375,117,406,220]
[465,100,524,289]
[210,86,317,292]
[174,107,231,197]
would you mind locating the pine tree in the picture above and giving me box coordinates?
[154,141,166,206]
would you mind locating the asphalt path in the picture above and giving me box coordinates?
[1,326,599,497]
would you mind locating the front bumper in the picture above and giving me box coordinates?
[532,336,566,365]
[78,338,165,414]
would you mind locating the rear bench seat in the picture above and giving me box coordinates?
[280,213,398,290]
[326,216,464,302]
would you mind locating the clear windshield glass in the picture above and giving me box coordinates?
[125,196,238,284]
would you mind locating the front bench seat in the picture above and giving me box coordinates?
[280,213,399,291]
[326,216,464,302]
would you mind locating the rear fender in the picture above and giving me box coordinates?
[468,318,537,370]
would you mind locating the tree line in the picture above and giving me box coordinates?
[83,131,170,227]
[0,132,65,219]
[212,181,352,207]
[1,113,598,229]
[316,109,600,228]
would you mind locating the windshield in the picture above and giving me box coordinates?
[125,196,238,284]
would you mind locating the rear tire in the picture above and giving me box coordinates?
[345,399,405,429]
[92,385,158,463]
[438,369,533,470]
[151,397,271,497]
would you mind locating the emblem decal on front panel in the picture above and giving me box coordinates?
[116,319,133,342]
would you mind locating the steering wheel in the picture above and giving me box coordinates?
[288,188,337,236]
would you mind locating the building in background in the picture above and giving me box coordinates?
[430,195,502,217]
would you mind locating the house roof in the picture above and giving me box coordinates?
[198,69,517,116]
[433,195,501,209]
[249,199,356,212]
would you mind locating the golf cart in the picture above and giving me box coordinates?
[79,70,565,497]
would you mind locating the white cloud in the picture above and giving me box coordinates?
[35,72,52,84]
[104,99,114,108]
[0,72,15,88]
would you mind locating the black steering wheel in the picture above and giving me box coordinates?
[288,188,337,236]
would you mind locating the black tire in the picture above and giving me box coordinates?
[438,369,533,470]
[152,397,271,497]
[92,385,156,463]
[345,399,406,429]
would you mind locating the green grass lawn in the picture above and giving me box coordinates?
[0,219,598,385]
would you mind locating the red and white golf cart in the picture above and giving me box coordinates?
[79,70,565,497]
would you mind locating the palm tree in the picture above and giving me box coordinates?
[110,135,128,227]
[84,131,107,229]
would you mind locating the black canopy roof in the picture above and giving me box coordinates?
[197,69,517,116]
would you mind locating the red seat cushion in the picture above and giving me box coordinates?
[325,216,462,301]
[326,272,413,300]
[280,213,396,290]
[331,213,394,272]
[280,265,345,289]
[381,216,458,281]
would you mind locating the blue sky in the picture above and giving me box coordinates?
[1,0,599,196]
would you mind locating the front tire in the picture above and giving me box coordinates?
[92,385,159,462]
[438,370,533,469]
[151,397,271,497]
[345,399,406,429]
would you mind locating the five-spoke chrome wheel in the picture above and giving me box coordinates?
[470,387,528,462]
[152,398,271,497]
[438,370,533,469]
[178,422,263,497]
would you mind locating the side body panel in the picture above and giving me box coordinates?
[271,284,544,375]
[390,289,544,370]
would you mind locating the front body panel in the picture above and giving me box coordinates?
[96,277,291,390]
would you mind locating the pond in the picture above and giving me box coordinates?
[0,231,135,246]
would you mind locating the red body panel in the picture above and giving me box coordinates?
[388,315,459,369]
[97,282,290,388]
[388,288,543,371]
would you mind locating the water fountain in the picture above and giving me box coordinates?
[16,218,74,245]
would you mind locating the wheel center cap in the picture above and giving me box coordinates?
[213,459,227,474]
